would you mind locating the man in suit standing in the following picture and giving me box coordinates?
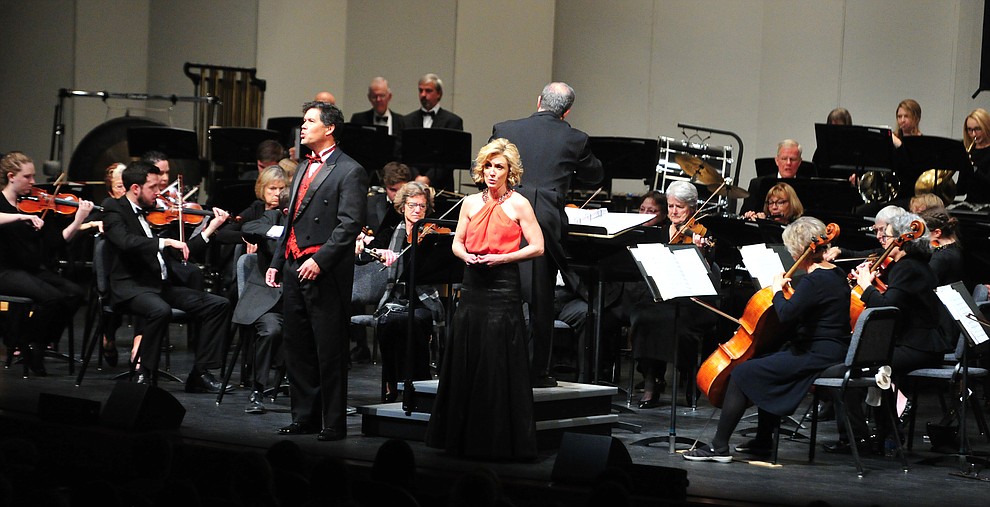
[404,73,463,131]
[266,101,368,441]
[491,82,603,387]
[350,77,405,137]
[101,161,232,391]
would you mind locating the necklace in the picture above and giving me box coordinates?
[483,187,513,204]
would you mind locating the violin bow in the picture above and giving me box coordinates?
[579,187,603,209]
[671,180,724,243]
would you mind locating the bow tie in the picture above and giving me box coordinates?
[305,153,322,164]
[375,115,388,123]
[422,110,435,117]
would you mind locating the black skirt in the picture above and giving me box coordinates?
[425,263,537,460]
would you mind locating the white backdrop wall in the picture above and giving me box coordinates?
[1,0,988,194]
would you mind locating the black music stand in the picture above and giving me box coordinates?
[750,176,863,215]
[266,116,303,151]
[898,136,970,198]
[754,157,817,178]
[585,137,660,193]
[401,218,463,415]
[127,126,199,160]
[339,123,396,184]
[400,128,471,192]
[626,243,718,454]
[814,123,894,174]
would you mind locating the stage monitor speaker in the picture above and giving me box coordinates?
[38,393,101,425]
[551,432,632,485]
[101,382,186,431]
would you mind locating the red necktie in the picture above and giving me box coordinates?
[305,153,322,164]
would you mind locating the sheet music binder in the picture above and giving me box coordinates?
[934,281,990,348]
[627,243,717,302]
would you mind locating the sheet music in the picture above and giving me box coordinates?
[935,284,990,346]
[565,208,652,235]
[739,244,786,289]
[266,225,284,239]
[629,243,716,300]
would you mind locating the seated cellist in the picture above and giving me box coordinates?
[684,217,851,462]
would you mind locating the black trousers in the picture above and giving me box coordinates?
[121,284,229,377]
[251,312,283,390]
[520,254,556,381]
[281,256,349,432]
[0,268,84,347]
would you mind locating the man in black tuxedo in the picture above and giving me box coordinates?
[266,101,367,441]
[101,161,232,391]
[740,139,804,216]
[491,82,603,387]
[404,73,463,130]
[350,77,406,137]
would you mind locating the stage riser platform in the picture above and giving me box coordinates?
[358,380,619,448]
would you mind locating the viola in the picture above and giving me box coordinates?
[17,187,104,215]
[849,219,925,328]
[696,222,840,407]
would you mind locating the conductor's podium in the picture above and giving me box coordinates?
[357,380,618,449]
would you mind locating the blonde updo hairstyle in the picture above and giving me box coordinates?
[471,138,524,188]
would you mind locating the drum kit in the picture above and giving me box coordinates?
[657,137,746,213]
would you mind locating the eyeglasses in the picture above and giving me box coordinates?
[967,126,983,132]
[766,200,788,207]
[405,202,427,210]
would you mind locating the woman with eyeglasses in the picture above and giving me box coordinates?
[742,182,803,225]
[360,181,445,403]
[958,108,990,203]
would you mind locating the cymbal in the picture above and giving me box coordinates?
[707,182,750,199]
[675,154,721,185]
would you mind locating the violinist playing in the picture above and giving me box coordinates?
[830,212,949,454]
[0,151,94,375]
[628,182,717,409]
[742,182,803,225]
[357,181,445,402]
[684,217,851,462]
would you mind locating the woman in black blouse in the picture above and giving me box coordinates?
[683,217,851,462]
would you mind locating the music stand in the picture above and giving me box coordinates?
[585,137,660,193]
[626,243,718,454]
[339,123,396,183]
[127,126,199,160]
[898,136,970,198]
[754,157,817,178]
[265,116,303,150]
[400,128,471,192]
[814,123,894,174]
[401,218,463,415]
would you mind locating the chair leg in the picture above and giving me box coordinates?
[76,309,106,386]
[217,326,245,405]
[836,394,865,477]
[907,388,920,450]
[809,389,819,463]
[772,417,781,465]
[969,395,990,442]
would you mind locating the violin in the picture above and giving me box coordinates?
[696,222,840,407]
[145,201,215,227]
[406,222,453,244]
[669,217,716,249]
[359,226,388,264]
[849,219,925,328]
[17,187,104,215]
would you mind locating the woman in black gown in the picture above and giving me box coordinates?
[425,139,544,460]
[683,216,851,462]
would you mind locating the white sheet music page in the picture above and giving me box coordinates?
[565,208,652,235]
[739,244,786,289]
[935,284,989,346]
[629,243,717,300]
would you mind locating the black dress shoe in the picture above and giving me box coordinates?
[278,422,315,435]
[532,375,558,388]
[317,428,345,441]
[245,391,266,414]
[823,438,872,454]
[638,398,661,409]
[185,370,233,394]
[102,340,119,367]
[26,344,47,376]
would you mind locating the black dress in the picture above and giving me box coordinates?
[731,267,851,416]
[425,198,537,460]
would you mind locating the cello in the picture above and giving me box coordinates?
[695,222,840,407]
[848,219,925,329]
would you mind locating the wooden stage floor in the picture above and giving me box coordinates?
[2,319,989,507]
